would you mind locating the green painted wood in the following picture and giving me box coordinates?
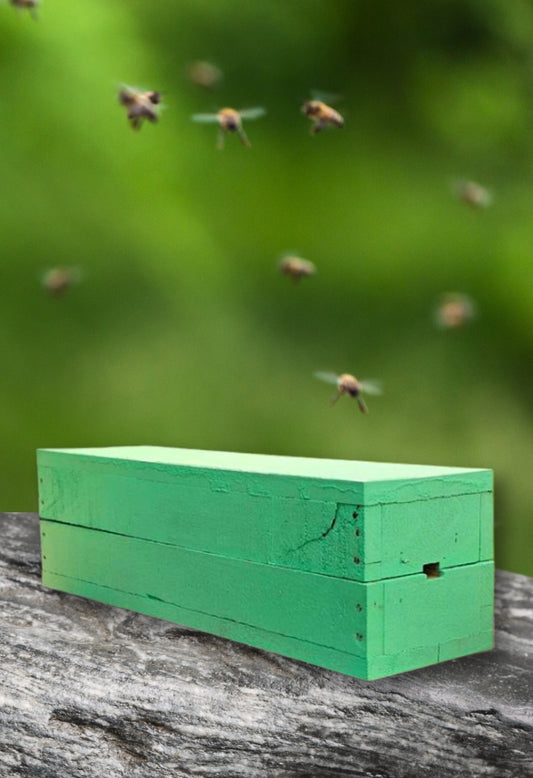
[381,561,494,654]
[357,493,493,580]
[37,447,494,678]
[37,446,493,492]
[40,519,494,680]
[40,519,367,656]
[37,447,493,583]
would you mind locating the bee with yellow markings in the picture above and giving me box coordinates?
[118,85,162,130]
[279,255,316,283]
[435,293,476,329]
[41,267,82,298]
[302,100,344,135]
[315,372,382,414]
[9,0,39,18]
[191,107,266,149]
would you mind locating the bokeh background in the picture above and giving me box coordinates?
[1,0,532,575]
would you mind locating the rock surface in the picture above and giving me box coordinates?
[0,512,531,777]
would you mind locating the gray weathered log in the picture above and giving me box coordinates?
[0,512,531,778]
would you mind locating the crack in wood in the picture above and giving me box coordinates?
[292,514,338,553]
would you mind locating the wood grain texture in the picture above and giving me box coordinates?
[0,513,531,778]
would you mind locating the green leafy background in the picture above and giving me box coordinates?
[1,0,532,575]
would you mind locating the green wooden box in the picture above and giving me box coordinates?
[37,446,494,680]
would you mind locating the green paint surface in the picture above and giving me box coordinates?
[38,446,491,484]
[40,520,494,680]
[38,447,493,582]
[37,446,494,679]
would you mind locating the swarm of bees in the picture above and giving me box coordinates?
[41,267,82,298]
[279,255,316,283]
[314,373,382,414]
[191,107,266,149]
[116,81,345,145]
[435,293,477,330]
[118,86,162,130]
[8,0,39,18]
[6,0,495,427]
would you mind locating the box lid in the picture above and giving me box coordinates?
[38,446,492,500]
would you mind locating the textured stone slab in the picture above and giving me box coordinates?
[0,513,530,777]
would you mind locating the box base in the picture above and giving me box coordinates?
[40,519,494,680]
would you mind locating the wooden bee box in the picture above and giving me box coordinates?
[37,446,494,680]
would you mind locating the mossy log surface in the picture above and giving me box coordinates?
[0,512,531,778]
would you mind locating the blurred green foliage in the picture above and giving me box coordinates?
[1,0,532,575]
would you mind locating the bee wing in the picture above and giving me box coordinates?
[314,371,339,386]
[465,297,478,318]
[68,266,84,284]
[433,306,448,329]
[118,83,146,98]
[360,380,383,396]
[479,189,492,207]
[40,266,83,283]
[450,177,466,196]
[238,107,266,120]
[451,178,492,207]
[191,113,221,123]
[310,89,342,104]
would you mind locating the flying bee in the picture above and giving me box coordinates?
[118,85,162,130]
[302,100,344,135]
[435,293,477,329]
[8,0,39,17]
[279,255,316,283]
[41,267,82,298]
[315,372,382,414]
[191,107,266,149]
[187,60,223,90]
[453,179,492,209]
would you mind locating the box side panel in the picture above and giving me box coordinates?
[366,646,441,680]
[364,469,493,504]
[359,493,493,581]
[39,464,274,562]
[41,568,370,679]
[38,457,363,578]
[479,492,494,561]
[437,630,494,663]
[382,561,494,655]
[364,581,384,658]
[364,561,494,678]
[366,628,493,681]
[270,500,360,579]
[40,520,366,658]
[37,450,365,503]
